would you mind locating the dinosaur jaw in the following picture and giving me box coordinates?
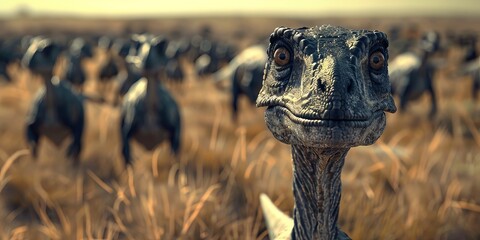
[264,105,386,148]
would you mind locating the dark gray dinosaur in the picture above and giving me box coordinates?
[116,57,142,103]
[448,31,477,63]
[188,29,237,78]
[114,36,146,104]
[96,38,132,103]
[213,45,267,119]
[99,52,120,83]
[389,31,441,117]
[22,37,85,164]
[461,35,477,64]
[257,26,396,240]
[90,35,142,105]
[120,35,181,165]
[165,40,188,84]
[64,37,94,90]
[453,33,480,100]
[0,37,23,82]
[98,38,133,83]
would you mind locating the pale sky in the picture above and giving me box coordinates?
[1,0,479,18]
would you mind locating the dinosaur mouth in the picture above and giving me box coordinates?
[270,105,381,128]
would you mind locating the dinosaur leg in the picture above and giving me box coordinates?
[170,124,181,155]
[473,72,480,100]
[120,116,135,166]
[231,73,242,120]
[67,119,84,166]
[399,94,409,113]
[26,121,40,158]
[426,76,437,118]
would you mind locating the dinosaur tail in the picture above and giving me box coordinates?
[260,193,293,240]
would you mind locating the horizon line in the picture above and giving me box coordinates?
[1,11,479,20]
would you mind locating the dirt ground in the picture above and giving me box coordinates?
[0,16,479,239]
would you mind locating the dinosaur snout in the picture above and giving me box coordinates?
[314,54,357,97]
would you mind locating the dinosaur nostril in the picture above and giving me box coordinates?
[318,79,326,92]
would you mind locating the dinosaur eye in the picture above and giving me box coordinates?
[274,47,291,66]
[369,51,385,71]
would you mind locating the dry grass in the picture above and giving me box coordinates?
[0,17,479,240]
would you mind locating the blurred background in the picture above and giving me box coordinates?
[0,1,479,239]
[2,0,480,17]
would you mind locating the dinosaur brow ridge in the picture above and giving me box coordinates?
[268,26,316,56]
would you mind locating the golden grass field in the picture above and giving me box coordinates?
[0,17,479,239]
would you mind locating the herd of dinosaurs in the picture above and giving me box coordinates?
[0,22,479,239]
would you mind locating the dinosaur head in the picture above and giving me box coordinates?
[257,25,397,149]
[22,37,63,76]
[70,37,93,59]
[126,34,169,76]
[420,31,441,54]
[112,39,132,58]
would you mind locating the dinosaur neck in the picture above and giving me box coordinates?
[69,54,82,66]
[145,74,159,111]
[41,73,56,110]
[420,50,432,62]
[290,145,348,240]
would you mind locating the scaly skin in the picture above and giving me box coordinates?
[257,25,396,240]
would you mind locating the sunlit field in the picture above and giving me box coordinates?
[0,17,479,239]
